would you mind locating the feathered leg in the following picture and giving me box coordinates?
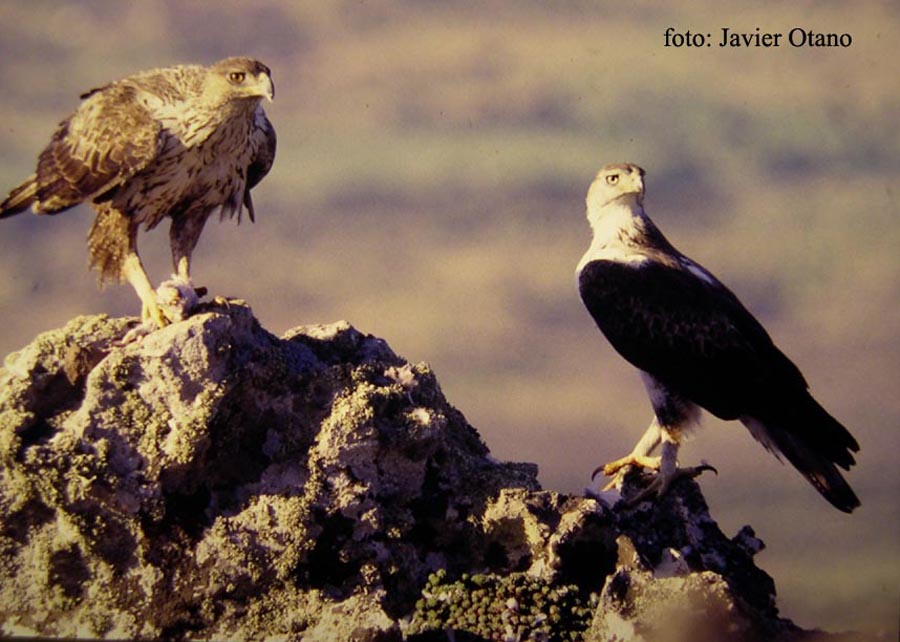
[159,212,211,320]
[89,202,167,328]
[169,212,211,284]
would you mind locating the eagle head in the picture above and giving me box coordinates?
[587,163,645,210]
[206,57,275,105]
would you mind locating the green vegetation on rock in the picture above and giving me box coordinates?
[408,569,598,642]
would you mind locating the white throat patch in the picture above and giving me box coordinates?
[577,201,650,274]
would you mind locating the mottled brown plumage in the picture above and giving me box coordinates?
[1,57,277,327]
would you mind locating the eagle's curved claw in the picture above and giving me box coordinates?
[142,298,170,329]
[693,462,718,476]
[623,463,718,508]
[594,454,662,481]
[593,453,663,492]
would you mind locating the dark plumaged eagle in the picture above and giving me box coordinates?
[0,57,276,328]
[577,163,860,512]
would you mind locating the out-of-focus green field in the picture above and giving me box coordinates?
[0,1,897,636]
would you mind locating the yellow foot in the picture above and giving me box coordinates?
[593,454,661,491]
[141,298,170,329]
[595,454,662,479]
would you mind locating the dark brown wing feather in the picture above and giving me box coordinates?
[578,258,806,419]
[33,83,162,214]
[578,257,860,512]
[0,175,38,217]
[242,109,277,223]
[751,397,860,512]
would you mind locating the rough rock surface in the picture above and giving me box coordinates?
[0,302,868,641]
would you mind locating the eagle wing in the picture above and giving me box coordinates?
[242,106,277,223]
[579,257,860,511]
[578,258,807,420]
[33,83,163,214]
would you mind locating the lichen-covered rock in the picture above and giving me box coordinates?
[0,301,538,639]
[0,302,870,641]
[404,476,809,642]
[584,474,798,642]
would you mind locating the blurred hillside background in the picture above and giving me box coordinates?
[0,1,897,636]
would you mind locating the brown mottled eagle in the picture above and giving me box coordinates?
[577,163,860,512]
[0,57,276,327]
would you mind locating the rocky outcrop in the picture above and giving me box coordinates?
[0,301,865,641]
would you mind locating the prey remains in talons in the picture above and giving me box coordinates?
[622,463,718,508]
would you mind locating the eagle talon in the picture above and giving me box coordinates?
[142,299,171,329]
[597,454,662,479]
[593,452,662,492]
[691,462,718,477]
[623,463,718,508]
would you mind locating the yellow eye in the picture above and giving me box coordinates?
[606,174,619,185]
[228,71,246,84]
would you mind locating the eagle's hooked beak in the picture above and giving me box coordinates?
[258,73,274,102]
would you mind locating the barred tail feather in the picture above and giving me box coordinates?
[0,175,38,218]
[743,396,860,513]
